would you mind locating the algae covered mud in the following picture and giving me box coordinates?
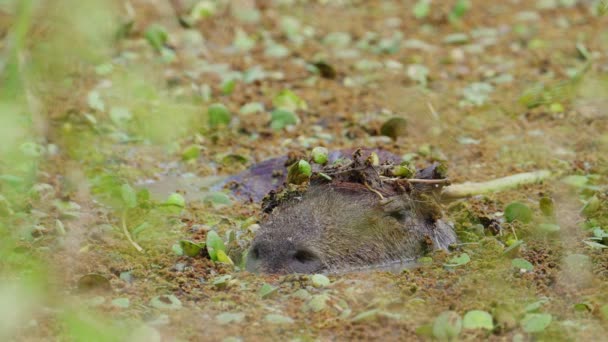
[2,0,608,341]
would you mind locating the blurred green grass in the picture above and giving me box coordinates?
[0,0,199,339]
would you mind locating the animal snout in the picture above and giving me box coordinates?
[246,240,324,274]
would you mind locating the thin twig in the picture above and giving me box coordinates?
[427,102,440,120]
[380,176,451,184]
[510,226,519,241]
[364,182,384,200]
[122,210,144,253]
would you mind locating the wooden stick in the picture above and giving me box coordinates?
[380,176,451,185]
[441,170,552,199]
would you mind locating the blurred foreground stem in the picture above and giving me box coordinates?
[121,210,144,253]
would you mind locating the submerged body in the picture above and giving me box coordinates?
[240,150,457,274]
[246,183,456,274]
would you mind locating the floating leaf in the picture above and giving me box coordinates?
[368,152,379,166]
[444,33,470,44]
[206,231,226,261]
[172,244,184,256]
[413,0,431,19]
[503,240,524,255]
[323,31,352,48]
[525,298,549,312]
[287,160,312,185]
[593,227,608,238]
[581,196,601,217]
[233,28,255,51]
[539,197,555,216]
[239,102,264,115]
[181,145,201,161]
[573,302,593,312]
[216,312,244,325]
[204,192,232,206]
[457,136,480,145]
[352,309,380,322]
[302,294,329,313]
[259,283,278,299]
[432,311,462,340]
[265,42,289,58]
[576,43,590,60]
[270,109,299,130]
[512,258,534,271]
[55,219,66,235]
[311,274,330,288]
[449,0,470,22]
[221,78,236,95]
[392,163,415,178]
[165,193,185,208]
[311,147,329,165]
[149,295,182,310]
[380,117,408,140]
[461,82,494,106]
[208,103,232,128]
[538,223,560,233]
[407,64,429,86]
[561,175,588,188]
[520,313,552,333]
[120,271,134,284]
[292,289,311,300]
[583,240,607,249]
[212,275,232,289]
[111,298,130,309]
[549,102,564,113]
[179,240,204,257]
[216,250,234,264]
[191,1,216,20]
[444,253,470,267]
[144,25,168,52]
[462,310,494,330]
[87,91,105,112]
[264,314,294,324]
[243,66,267,83]
[233,6,260,23]
[273,90,307,111]
[504,202,533,223]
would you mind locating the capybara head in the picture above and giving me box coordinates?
[246,184,456,274]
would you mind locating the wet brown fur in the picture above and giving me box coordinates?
[246,152,457,274]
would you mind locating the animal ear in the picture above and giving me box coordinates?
[411,162,449,194]
[380,192,443,222]
[380,195,414,214]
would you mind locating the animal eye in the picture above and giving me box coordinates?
[293,250,318,263]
